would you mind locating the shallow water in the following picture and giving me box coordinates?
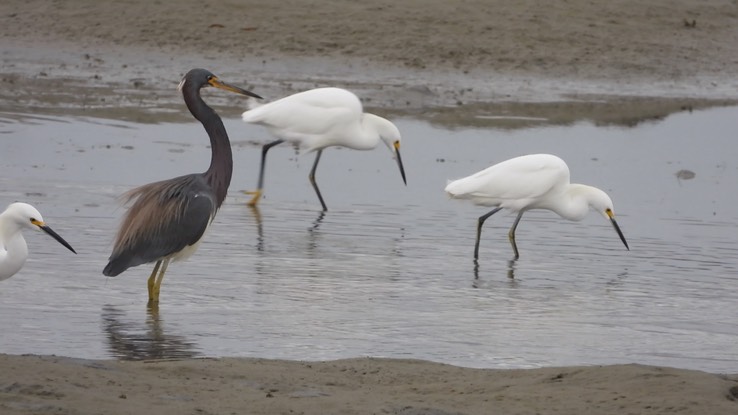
[1,107,737,372]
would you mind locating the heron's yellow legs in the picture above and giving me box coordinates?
[146,259,170,304]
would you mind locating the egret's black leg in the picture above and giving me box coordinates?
[247,139,285,206]
[309,149,328,211]
[474,207,503,259]
[508,211,524,260]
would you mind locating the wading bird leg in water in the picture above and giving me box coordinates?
[246,139,285,206]
[309,149,328,211]
[474,207,503,260]
[146,260,161,301]
[507,211,525,260]
[150,259,169,304]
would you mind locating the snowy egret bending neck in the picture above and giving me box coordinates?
[241,87,406,211]
[445,154,629,260]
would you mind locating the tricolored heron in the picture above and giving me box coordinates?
[103,68,261,304]
[1,202,76,281]
[445,154,629,260]
[241,87,406,211]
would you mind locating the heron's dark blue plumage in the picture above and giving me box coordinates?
[103,69,260,303]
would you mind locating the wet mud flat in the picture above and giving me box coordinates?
[2,0,738,127]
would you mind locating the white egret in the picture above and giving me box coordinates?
[445,154,629,259]
[241,87,406,210]
[0,202,76,281]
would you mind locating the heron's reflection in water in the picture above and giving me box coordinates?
[101,305,201,361]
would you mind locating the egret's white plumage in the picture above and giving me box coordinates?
[445,154,629,259]
[0,202,76,281]
[242,87,406,210]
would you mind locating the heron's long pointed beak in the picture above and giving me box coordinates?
[606,211,629,250]
[394,141,407,185]
[209,77,263,99]
[32,220,77,254]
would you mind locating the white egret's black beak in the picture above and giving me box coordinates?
[393,141,407,185]
[606,210,629,250]
[32,219,77,254]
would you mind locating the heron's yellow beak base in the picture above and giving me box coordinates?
[208,77,263,99]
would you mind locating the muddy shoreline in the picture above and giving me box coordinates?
[2,354,737,415]
[2,0,737,127]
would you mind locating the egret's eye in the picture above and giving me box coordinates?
[29,218,36,223]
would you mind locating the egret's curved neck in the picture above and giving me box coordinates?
[183,86,233,208]
[0,216,28,280]
[353,114,385,150]
[551,184,596,221]
[0,214,22,247]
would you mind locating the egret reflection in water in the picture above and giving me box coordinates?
[473,259,518,284]
[246,206,264,252]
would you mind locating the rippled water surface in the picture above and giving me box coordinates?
[1,107,737,372]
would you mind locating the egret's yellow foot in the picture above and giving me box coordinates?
[244,189,262,206]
